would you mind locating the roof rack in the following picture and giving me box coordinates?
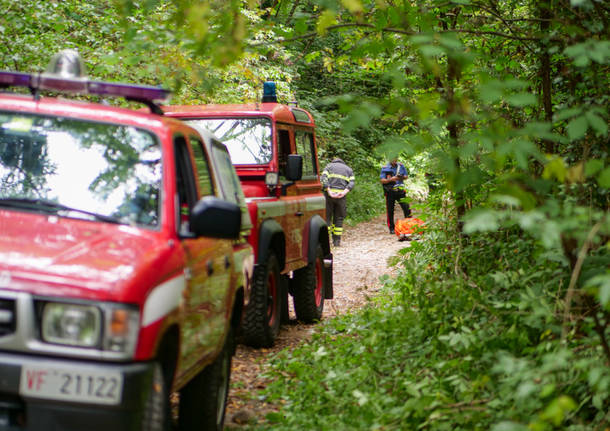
[0,50,170,115]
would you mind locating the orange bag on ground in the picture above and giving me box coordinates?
[395,217,425,238]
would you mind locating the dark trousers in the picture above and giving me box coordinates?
[325,195,347,237]
[385,189,411,231]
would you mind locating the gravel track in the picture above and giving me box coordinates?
[225,214,411,428]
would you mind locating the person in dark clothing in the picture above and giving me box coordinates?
[321,158,355,247]
[380,158,411,234]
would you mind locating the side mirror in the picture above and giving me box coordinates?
[285,154,303,181]
[190,196,241,239]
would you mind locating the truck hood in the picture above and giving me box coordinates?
[0,210,171,302]
[241,183,271,198]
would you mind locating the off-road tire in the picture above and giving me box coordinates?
[178,326,234,431]
[242,252,281,347]
[293,244,324,323]
[142,362,169,431]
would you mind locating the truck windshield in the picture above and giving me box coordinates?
[0,112,162,227]
[185,118,272,165]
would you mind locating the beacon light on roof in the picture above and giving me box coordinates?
[0,50,170,109]
[261,81,277,103]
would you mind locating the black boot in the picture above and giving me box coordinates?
[332,235,341,247]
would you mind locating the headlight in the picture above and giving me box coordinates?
[40,301,139,356]
[42,303,101,347]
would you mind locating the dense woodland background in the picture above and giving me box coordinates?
[1,0,609,429]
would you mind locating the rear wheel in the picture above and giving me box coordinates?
[178,326,234,431]
[293,244,324,323]
[242,252,281,347]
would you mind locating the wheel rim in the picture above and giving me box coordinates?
[314,257,323,308]
[266,270,278,326]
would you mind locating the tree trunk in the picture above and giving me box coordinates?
[539,0,554,155]
[440,10,466,232]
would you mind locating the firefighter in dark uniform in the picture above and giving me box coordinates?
[380,158,411,234]
[321,158,355,247]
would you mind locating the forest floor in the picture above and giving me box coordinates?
[225,213,413,428]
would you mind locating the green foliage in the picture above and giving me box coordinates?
[256,215,610,430]
[2,2,609,427]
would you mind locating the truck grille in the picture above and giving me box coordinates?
[0,299,16,336]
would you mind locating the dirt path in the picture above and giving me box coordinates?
[225,214,411,428]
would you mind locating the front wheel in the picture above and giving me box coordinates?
[242,252,282,347]
[178,326,234,431]
[142,362,170,431]
[293,244,325,323]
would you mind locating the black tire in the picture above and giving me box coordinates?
[293,244,324,323]
[142,362,170,431]
[242,252,282,347]
[178,326,234,431]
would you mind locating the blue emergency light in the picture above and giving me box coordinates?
[0,50,170,112]
[261,81,277,103]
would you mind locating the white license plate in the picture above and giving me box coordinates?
[19,365,123,405]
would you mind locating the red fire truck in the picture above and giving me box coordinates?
[165,84,333,347]
[0,51,251,430]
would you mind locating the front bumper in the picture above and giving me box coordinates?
[0,352,155,431]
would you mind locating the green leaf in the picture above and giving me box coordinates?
[388,7,401,26]
[543,156,567,182]
[564,43,590,67]
[586,273,610,306]
[341,0,363,14]
[492,421,528,431]
[420,45,445,58]
[512,139,539,169]
[439,34,464,51]
[540,396,576,426]
[463,209,501,233]
[265,411,284,423]
[585,159,604,177]
[491,194,521,207]
[554,107,582,121]
[540,220,561,249]
[516,211,546,230]
[598,167,610,188]
[540,383,556,398]
[505,93,537,107]
[585,111,608,136]
[478,80,504,103]
[316,10,337,35]
[566,115,588,140]
[294,17,308,34]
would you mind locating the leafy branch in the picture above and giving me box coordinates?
[247,22,543,47]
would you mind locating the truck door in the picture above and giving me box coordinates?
[174,135,233,375]
[294,129,325,248]
[277,127,302,268]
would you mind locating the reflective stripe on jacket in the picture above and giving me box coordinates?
[321,158,355,194]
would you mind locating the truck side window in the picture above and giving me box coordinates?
[174,136,198,234]
[278,129,291,178]
[212,140,241,205]
[295,131,317,177]
[189,136,214,197]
